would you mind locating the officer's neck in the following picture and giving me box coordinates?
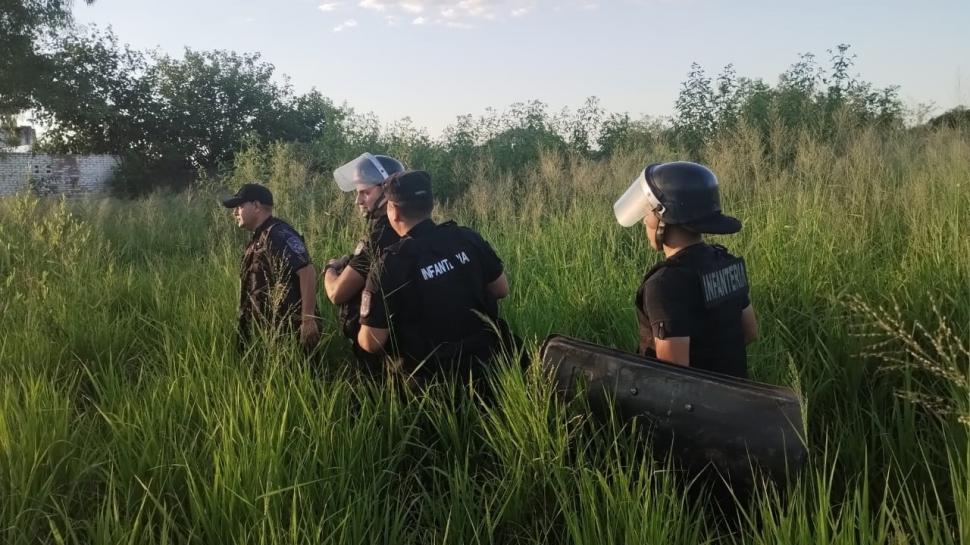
[394,216,430,237]
[251,213,273,232]
[662,234,703,258]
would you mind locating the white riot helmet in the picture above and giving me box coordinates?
[333,153,405,192]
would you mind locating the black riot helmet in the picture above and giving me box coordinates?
[614,161,741,235]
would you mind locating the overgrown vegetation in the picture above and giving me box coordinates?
[2,2,969,542]
[3,2,965,199]
[1,122,968,543]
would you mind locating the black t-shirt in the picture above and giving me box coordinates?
[635,243,750,378]
[239,217,312,336]
[339,215,400,339]
[360,219,504,369]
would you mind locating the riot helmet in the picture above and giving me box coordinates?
[333,153,405,218]
[333,153,405,192]
[613,161,741,236]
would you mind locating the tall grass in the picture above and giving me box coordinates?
[1,125,967,543]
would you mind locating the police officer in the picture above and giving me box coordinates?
[356,170,510,382]
[222,182,320,350]
[323,153,405,373]
[613,162,758,378]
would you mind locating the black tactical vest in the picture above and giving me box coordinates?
[635,243,749,378]
[387,221,500,372]
[339,216,399,340]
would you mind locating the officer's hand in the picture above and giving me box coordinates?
[327,255,350,274]
[300,317,320,348]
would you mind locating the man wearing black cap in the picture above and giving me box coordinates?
[356,170,510,383]
[222,182,320,351]
[613,161,758,378]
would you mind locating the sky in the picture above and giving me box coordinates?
[72,0,970,136]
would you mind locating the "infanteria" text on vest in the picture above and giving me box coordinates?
[701,260,748,305]
[420,251,471,280]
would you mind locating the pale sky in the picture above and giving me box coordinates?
[72,0,970,135]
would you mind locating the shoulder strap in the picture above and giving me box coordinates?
[710,243,730,255]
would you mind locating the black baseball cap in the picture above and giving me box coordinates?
[385,170,433,204]
[221,183,273,208]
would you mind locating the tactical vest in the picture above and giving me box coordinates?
[635,243,749,378]
[389,221,500,372]
[339,216,398,340]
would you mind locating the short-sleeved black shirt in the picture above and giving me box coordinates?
[338,215,400,339]
[239,217,312,340]
[360,219,504,370]
[635,242,750,378]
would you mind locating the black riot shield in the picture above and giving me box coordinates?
[541,335,806,485]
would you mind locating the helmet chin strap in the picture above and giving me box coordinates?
[654,218,666,252]
[364,187,387,220]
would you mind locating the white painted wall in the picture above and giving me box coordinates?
[0,153,119,197]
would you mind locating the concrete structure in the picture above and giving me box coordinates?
[0,153,119,197]
[1,125,119,197]
[2,125,36,153]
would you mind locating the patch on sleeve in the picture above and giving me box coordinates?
[353,241,366,256]
[700,257,748,308]
[360,291,371,318]
[286,235,308,256]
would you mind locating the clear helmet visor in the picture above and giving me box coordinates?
[613,168,664,227]
[333,153,392,192]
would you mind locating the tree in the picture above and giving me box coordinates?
[147,49,293,169]
[562,96,605,157]
[928,106,970,130]
[674,63,715,157]
[0,0,94,113]
[673,45,904,156]
[33,26,152,154]
[30,27,350,193]
[481,100,567,173]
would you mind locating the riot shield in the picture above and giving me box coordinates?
[540,335,806,485]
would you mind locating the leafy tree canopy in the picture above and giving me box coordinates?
[0,0,94,113]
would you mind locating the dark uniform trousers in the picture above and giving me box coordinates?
[635,242,750,378]
[360,219,510,387]
[238,217,314,351]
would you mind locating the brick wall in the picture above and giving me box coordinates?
[0,153,119,197]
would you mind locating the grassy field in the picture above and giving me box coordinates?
[1,126,968,544]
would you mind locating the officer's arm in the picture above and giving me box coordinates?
[654,337,690,366]
[486,272,509,299]
[325,266,365,305]
[741,305,759,345]
[643,271,691,366]
[358,325,389,354]
[296,265,318,322]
